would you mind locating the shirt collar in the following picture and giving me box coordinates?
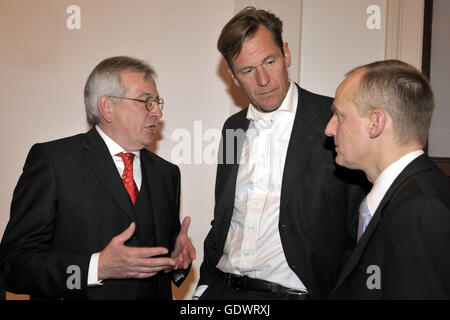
[246,81,297,122]
[366,149,424,215]
[95,125,140,159]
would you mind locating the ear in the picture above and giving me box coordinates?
[97,96,114,123]
[283,42,292,68]
[227,66,241,88]
[368,108,386,139]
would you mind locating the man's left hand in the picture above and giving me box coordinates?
[168,216,196,270]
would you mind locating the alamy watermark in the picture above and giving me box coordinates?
[169,121,267,166]
[366,265,381,290]
[366,5,382,30]
[66,265,81,290]
[66,5,81,30]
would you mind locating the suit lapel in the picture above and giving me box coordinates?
[215,111,250,246]
[280,85,321,211]
[81,128,136,222]
[330,154,436,297]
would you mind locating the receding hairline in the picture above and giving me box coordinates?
[342,60,435,146]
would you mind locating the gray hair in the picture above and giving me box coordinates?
[84,56,156,125]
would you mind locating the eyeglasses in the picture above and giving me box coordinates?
[108,95,164,112]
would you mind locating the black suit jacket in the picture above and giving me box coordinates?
[0,269,5,300]
[198,84,368,299]
[331,154,450,299]
[0,128,185,299]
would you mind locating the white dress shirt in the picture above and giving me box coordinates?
[365,150,424,217]
[87,125,142,286]
[194,82,306,299]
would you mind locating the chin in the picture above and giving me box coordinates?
[142,139,153,148]
[254,97,282,112]
[142,134,154,146]
[337,158,360,171]
[335,156,347,168]
[257,103,281,113]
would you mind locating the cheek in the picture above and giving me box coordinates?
[335,124,345,142]
[239,81,255,97]
[119,113,143,135]
[336,125,354,153]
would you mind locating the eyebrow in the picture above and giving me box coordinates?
[237,54,277,73]
[331,104,344,116]
[137,92,154,99]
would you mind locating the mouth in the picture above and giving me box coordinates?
[334,143,339,151]
[258,88,277,96]
[145,124,157,134]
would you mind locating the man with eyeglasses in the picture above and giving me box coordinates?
[0,56,195,299]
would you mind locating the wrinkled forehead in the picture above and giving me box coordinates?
[120,70,157,94]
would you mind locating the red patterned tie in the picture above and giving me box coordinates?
[116,152,139,204]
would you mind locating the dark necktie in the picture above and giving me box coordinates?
[116,152,139,204]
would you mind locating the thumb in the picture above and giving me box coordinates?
[115,222,136,244]
[179,216,191,236]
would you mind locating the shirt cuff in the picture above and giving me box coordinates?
[87,252,103,287]
[192,285,208,300]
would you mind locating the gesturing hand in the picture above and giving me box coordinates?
[169,216,196,270]
[98,222,176,280]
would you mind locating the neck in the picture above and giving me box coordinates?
[97,123,140,152]
[365,142,423,183]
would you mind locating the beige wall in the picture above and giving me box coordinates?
[300,0,387,96]
[429,0,450,157]
[0,0,429,300]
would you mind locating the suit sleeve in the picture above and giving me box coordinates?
[383,197,450,299]
[197,121,232,290]
[0,144,90,298]
[170,165,191,287]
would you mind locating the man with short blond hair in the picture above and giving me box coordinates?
[326,60,450,299]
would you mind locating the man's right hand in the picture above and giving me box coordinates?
[98,222,175,280]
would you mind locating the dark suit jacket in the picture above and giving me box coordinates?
[0,270,5,300]
[198,84,368,299]
[0,128,185,299]
[331,154,450,299]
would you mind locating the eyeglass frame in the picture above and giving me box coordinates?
[108,95,164,112]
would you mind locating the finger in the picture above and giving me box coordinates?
[179,216,191,236]
[137,257,176,269]
[183,247,196,269]
[115,222,136,244]
[133,246,169,258]
[133,265,169,278]
[136,265,170,274]
[180,242,196,261]
[172,248,194,270]
[135,272,159,279]
[188,244,196,260]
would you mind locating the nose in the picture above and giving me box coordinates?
[324,115,337,137]
[150,102,163,119]
[255,66,270,87]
